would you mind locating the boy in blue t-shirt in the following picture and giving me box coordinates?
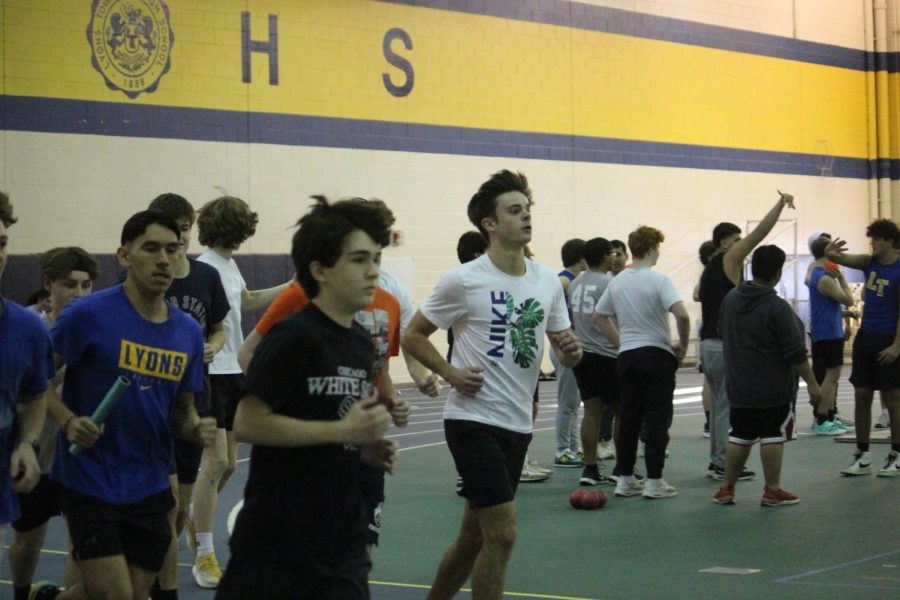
[827,219,900,477]
[0,192,54,567]
[32,211,217,600]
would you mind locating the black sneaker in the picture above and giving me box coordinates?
[611,469,646,483]
[455,476,464,497]
[580,466,617,486]
[707,464,755,481]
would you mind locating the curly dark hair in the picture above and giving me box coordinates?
[197,196,258,250]
[866,218,900,245]
[0,191,17,227]
[292,196,395,298]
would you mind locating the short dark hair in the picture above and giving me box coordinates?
[866,218,900,245]
[0,191,17,227]
[712,222,741,247]
[467,170,531,239]
[197,196,258,250]
[456,231,487,264]
[27,289,50,306]
[40,247,101,281]
[810,237,830,260]
[698,240,717,266]
[583,237,611,268]
[751,244,786,281]
[149,193,195,225]
[628,226,665,259]
[121,210,181,246]
[292,196,395,298]
[560,239,586,267]
[609,239,627,253]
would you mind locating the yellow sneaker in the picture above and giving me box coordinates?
[192,552,222,588]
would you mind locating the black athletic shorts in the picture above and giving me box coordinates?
[850,330,900,391]
[729,405,794,446]
[444,419,531,509]
[572,351,620,405]
[216,552,371,600]
[174,437,203,485]
[12,475,62,532]
[359,465,385,546]
[811,338,845,384]
[209,373,244,430]
[60,487,174,572]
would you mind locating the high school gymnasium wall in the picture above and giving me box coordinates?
[0,0,883,370]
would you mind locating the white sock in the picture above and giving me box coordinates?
[197,533,214,558]
[621,475,635,484]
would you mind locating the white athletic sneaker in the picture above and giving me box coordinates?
[520,461,550,482]
[525,457,552,476]
[642,479,677,499]
[877,451,900,477]
[874,412,891,430]
[597,441,615,460]
[193,552,222,588]
[614,478,644,497]
[840,451,873,476]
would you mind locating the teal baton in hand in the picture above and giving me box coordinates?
[69,376,131,456]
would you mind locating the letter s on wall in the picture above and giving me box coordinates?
[383,28,414,97]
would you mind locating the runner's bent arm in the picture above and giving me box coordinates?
[234,394,390,446]
[402,310,484,396]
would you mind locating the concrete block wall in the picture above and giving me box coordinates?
[0,0,878,381]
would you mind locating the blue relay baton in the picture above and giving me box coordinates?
[69,376,131,456]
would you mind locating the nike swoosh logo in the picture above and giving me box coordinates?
[140,385,152,391]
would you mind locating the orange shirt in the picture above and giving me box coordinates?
[255,282,401,383]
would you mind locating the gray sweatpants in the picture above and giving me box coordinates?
[701,338,729,469]
[552,351,582,455]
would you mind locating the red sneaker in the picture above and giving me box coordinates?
[761,486,799,507]
[713,484,735,505]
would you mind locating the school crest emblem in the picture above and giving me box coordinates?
[87,0,173,99]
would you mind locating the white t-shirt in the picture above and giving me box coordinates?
[420,255,570,434]
[595,267,681,355]
[378,269,414,334]
[197,249,246,374]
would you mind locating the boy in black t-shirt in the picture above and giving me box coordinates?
[216,196,397,600]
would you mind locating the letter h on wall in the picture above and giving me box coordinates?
[242,12,278,85]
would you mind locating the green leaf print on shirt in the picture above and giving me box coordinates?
[509,297,545,368]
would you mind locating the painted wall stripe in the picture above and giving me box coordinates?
[378,0,880,71]
[1,95,873,178]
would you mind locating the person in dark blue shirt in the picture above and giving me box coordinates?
[147,193,230,599]
[0,192,54,569]
[32,210,217,600]
[827,219,900,477]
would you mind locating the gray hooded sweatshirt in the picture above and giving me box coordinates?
[719,281,808,409]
